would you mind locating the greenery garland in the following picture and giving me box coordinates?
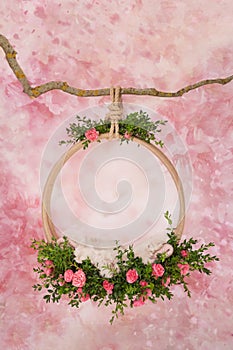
[59,110,167,149]
[31,214,218,324]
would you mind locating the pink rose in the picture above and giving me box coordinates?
[103,280,114,294]
[45,267,54,276]
[133,296,145,307]
[140,280,148,287]
[139,281,151,298]
[178,263,190,275]
[181,250,188,257]
[64,269,74,282]
[162,276,171,287]
[72,269,86,287]
[77,287,83,296]
[145,288,152,297]
[126,269,139,283]
[58,274,65,286]
[124,132,131,140]
[44,260,54,276]
[81,294,90,302]
[85,128,99,142]
[77,288,90,302]
[45,260,53,267]
[152,263,165,278]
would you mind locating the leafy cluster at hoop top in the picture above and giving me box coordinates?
[59,110,167,148]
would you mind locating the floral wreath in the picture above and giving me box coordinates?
[32,108,219,324]
[0,35,223,324]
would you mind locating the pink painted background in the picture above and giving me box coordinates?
[0,1,233,349]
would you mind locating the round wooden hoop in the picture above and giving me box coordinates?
[42,134,185,245]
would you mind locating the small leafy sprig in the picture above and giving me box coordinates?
[59,111,167,149]
[31,221,219,324]
[119,111,166,147]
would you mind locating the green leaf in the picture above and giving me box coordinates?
[31,210,219,324]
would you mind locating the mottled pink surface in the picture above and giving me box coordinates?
[0,1,233,349]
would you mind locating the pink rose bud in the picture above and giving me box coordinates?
[162,276,171,287]
[85,128,99,142]
[124,132,131,139]
[81,294,90,302]
[181,250,188,257]
[177,263,190,275]
[133,296,145,307]
[64,269,74,282]
[72,269,86,287]
[76,288,90,302]
[45,260,53,267]
[139,281,148,287]
[140,282,152,299]
[45,267,54,276]
[77,287,83,296]
[126,269,139,283]
[58,274,65,286]
[152,263,165,278]
[103,280,114,294]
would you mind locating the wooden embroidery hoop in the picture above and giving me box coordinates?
[42,132,186,248]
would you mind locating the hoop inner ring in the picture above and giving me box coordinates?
[42,134,185,246]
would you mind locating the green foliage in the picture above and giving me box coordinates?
[31,220,219,324]
[59,111,167,148]
[164,210,172,225]
[119,111,167,146]
[31,236,77,275]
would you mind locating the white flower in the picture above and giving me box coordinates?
[74,246,118,277]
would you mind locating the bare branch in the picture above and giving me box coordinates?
[0,33,232,98]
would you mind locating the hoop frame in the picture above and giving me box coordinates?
[42,134,185,246]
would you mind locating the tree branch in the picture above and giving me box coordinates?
[0,33,232,98]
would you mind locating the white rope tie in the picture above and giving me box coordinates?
[105,86,123,138]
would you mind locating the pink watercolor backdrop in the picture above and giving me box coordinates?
[0,1,233,349]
